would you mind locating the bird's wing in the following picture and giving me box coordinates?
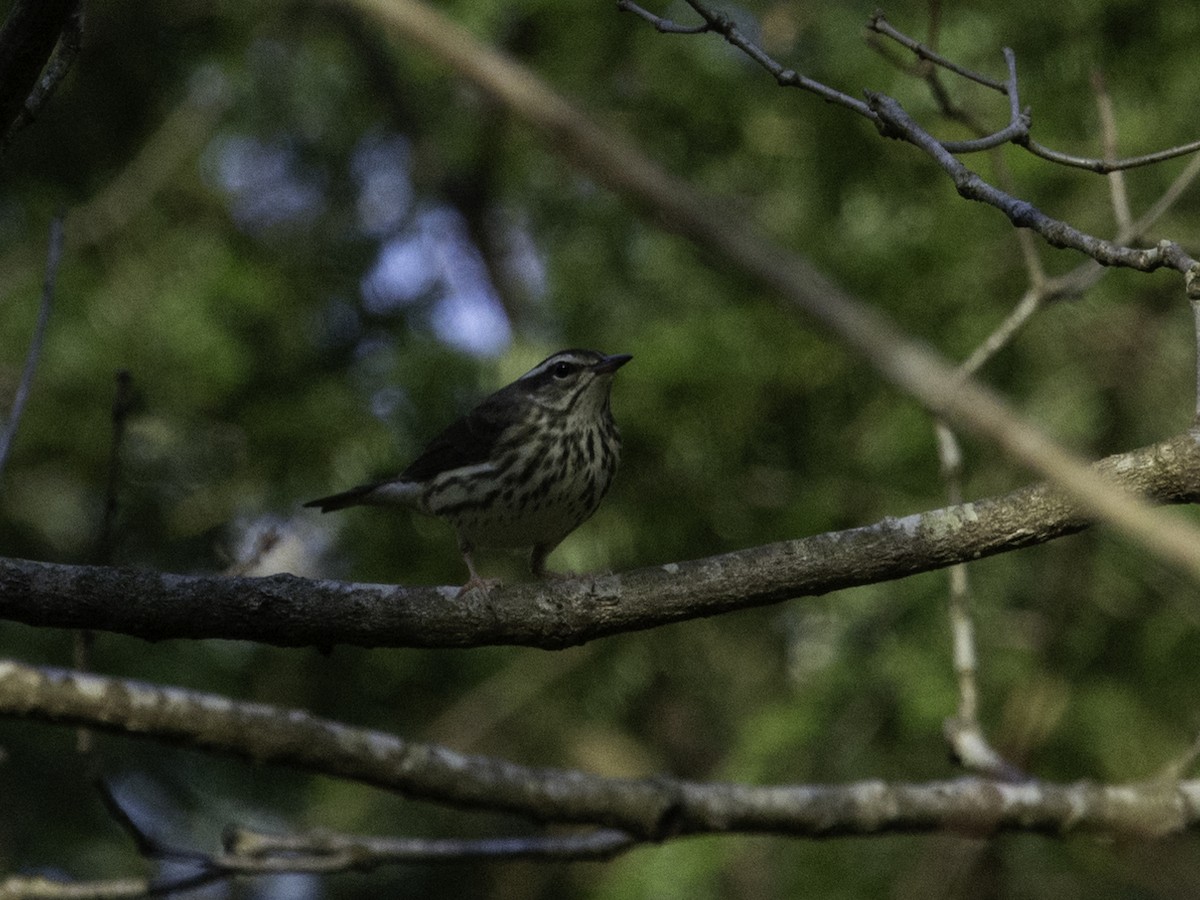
[398,388,519,483]
[304,386,521,512]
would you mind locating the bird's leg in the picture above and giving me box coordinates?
[530,541,565,579]
[456,537,498,598]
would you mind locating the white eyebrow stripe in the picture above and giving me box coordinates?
[519,352,594,381]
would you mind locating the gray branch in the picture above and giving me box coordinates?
[1,432,1199,649]
[1,659,1199,841]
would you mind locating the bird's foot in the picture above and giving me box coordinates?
[455,575,501,599]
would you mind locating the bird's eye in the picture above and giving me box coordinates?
[552,362,574,378]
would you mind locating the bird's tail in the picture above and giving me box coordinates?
[303,480,419,512]
[303,484,376,512]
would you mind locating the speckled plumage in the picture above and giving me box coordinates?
[306,349,631,591]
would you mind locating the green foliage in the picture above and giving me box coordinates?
[2,0,1199,896]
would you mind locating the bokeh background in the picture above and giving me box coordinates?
[2,0,1200,896]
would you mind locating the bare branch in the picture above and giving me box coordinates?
[0,874,163,899]
[224,825,635,865]
[865,91,1200,291]
[616,0,872,115]
[615,0,709,35]
[2,779,635,899]
[2,659,1199,841]
[1,432,1199,648]
[0,214,64,481]
[1092,69,1132,233]
[868,10,1200,173]
[934,419,1024,781]
[867,11,1008,93]
[1024,135,1200,175]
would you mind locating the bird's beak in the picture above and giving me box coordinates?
[595,353,633,374]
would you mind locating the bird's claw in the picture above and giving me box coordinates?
[455,575,501,599]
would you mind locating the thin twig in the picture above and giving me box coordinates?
[936,47,1030,154]
[619,0,873,115]
[616,0,709,34]
[623,2,1200,296]
[0,821,634,898]
[225,826,635,865]
[1092,69,1132,233]
[1033,149,1200,304]
[868,10,1200,173]
[867,11,1008,92]
[0,214,63,481]
[1023,135,1200,175]
[957,289,1043,377]
[934,419,1024,782]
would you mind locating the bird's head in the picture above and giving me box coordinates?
[516,349,632,417]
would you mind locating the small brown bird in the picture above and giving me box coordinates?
[305,349,631,593]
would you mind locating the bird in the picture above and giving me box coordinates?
[305,349,632,594]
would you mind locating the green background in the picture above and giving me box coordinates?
[2,0,1199,896]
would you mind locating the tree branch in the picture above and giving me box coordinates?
[0,0,78,141]
[2,659,1199,841]
[1,433,1198,649]
[0,784,635,899]
[224,825,636,866]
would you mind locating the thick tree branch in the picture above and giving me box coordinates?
[1,433,1198,649]
[2,659,1199,841]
